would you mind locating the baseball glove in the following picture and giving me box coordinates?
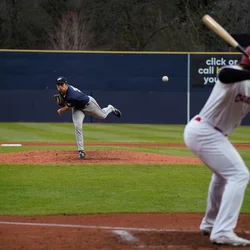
[54,93,65,107]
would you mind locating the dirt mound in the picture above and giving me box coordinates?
[0,150,201,165]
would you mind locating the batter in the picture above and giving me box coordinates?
[55,76,122,160]
[184,46,250,246]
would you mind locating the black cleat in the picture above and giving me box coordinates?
[112,108,122,118]
[79,151,86,160]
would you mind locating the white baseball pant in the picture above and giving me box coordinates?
[72,96,114,151]
[183,116,249,240]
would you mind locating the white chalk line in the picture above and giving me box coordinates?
[0,221,196,232]
[0,221,193,248]
[113,230,189,249]
[2,222,250,249]
[113,230,138,242]
[1,221,250,235]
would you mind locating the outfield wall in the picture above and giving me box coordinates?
[1,50,249,125]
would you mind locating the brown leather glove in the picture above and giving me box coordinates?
[54,93,65,107]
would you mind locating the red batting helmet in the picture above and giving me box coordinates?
[240,45,250,66]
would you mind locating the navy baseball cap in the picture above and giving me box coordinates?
[56,76,67,84]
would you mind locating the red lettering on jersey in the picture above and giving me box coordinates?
[235,94,250,105]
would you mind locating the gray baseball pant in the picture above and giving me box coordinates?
[72,96,114,151]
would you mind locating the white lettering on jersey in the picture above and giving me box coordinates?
[70,85,81,93]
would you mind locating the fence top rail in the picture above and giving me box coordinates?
[0,49,241,55]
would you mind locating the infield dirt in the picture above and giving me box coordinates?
[1,142,250,249]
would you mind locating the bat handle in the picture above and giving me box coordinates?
[236,45,250,59]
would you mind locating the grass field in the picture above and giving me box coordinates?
[0,123,250,216]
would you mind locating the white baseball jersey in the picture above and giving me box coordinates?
[199,65,250,135]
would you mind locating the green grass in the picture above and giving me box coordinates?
[0,145,197,158]
[0,123,250,215]
[0,122,249,143]
[0,164,211,215]
[0,162,250,215]
[0,123,192,143]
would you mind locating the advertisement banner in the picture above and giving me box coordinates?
[190,54,241,87]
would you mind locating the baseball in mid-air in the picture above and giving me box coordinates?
[162,76,169,82]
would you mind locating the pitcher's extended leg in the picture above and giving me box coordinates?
[72,108,85,152]
[84,96,119,119]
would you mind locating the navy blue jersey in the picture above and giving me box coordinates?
[63,85,90,109]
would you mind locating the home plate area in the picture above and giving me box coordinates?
[1,214,250,250]
[113,230,250,249]
[113,229,212,249]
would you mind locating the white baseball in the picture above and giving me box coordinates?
[162,76,169,82]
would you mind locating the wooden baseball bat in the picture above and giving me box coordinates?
[202,14,250,59]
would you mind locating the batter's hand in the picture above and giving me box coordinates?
[57,108,63,116]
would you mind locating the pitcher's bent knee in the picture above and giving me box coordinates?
[94,113,107,120]
[99,115,106,120]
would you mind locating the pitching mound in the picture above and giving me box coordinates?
[0,150,201,165]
